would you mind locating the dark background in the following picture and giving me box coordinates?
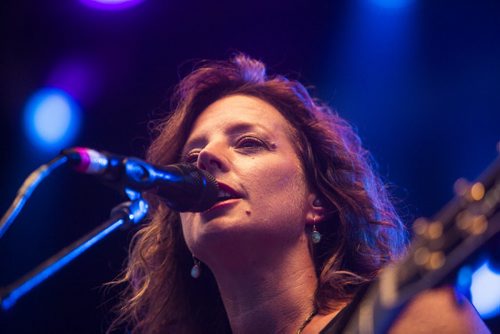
[1,0,499,332]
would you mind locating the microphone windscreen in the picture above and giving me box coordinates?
[156,163,219,212]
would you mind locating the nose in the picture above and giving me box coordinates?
[197,144,227,174]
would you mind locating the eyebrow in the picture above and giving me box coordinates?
[182,122,273,155]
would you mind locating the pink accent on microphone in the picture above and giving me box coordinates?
[72,147,91,173]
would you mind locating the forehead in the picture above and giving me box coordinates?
[186,94,296,143]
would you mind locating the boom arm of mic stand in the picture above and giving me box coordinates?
[0,192,148,311]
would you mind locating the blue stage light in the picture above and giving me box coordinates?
[470,259,500,319]
[24,88,81,153]
[370,0,415,9]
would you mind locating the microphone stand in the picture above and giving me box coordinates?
[0,188,149,311]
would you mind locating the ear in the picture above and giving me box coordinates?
[305,194,326,225]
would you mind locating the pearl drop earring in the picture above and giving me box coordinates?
[311,217,322,244]
[191,256,201,279]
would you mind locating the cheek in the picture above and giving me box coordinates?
[268,157,305,190]
[247,157,308,211]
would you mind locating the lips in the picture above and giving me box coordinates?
[215,182,242,202]
[203,181,242,213]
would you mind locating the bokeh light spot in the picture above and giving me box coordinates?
[24,88,81,153]
[80,0,144,11]
[470,259,500,319]
[370,0,415,9]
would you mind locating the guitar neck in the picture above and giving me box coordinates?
[334,154,500,334]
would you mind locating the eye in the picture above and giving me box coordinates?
[183,150,200,164]
[236,136,267,149]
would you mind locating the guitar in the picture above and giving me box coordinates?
[337,154,500,334]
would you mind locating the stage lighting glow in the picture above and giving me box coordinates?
[470,259,500,319]
[80,0,144,11]
[370,0,415,9]
[24,88,81,153]
[47,59,99,105]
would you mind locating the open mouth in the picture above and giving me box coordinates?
[201,181,242,213]
[214,182,242,203]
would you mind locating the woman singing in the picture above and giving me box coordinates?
[110,54,488,333]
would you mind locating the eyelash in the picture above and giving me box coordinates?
[183,152,200,164]
[236,136,267,149]
[183,136,268,164]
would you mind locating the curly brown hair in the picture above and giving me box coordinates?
[109,54,408,333]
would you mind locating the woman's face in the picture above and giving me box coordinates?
[179,95,315,263]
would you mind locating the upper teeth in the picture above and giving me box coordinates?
[218,189,233,198]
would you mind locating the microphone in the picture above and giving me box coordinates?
[62,147,219,212]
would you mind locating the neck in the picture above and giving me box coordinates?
[207,236,318,334]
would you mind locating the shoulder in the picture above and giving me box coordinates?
[389,286,490,334]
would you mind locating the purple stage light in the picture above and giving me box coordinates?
[46,59,100,106]
[80,0,144,11]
